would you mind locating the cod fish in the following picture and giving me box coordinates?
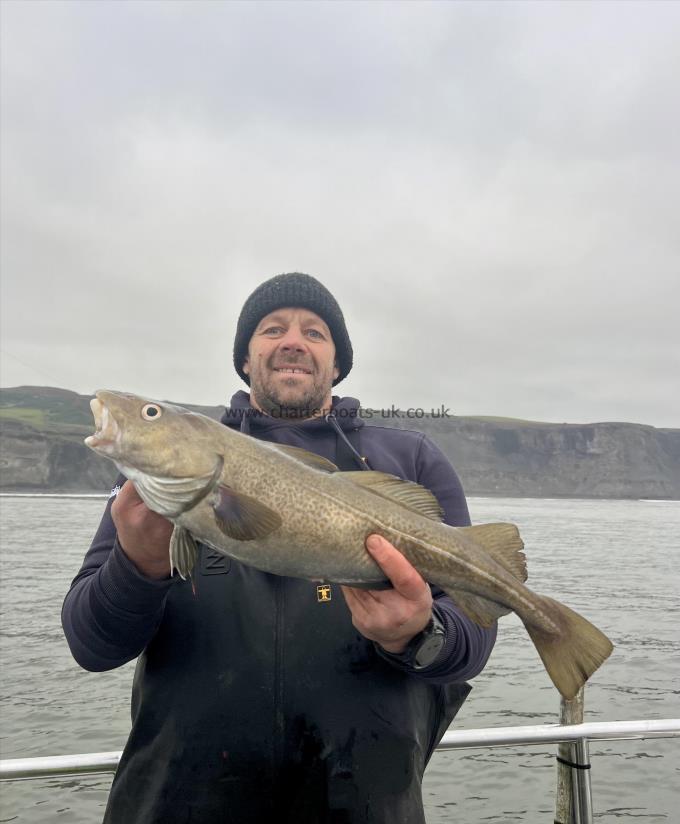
[85,390,613,699]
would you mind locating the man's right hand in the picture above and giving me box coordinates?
[111,481,174,580]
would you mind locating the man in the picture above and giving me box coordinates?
[63,273,496,823]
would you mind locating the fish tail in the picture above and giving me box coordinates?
[523,596,613,699]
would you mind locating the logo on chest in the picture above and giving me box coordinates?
[200,548,231,575]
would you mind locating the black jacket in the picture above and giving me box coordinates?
[62,394,496,823]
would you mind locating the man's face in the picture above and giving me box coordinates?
[243,307,339,418]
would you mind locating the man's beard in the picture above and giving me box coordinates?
[249,358,333,420]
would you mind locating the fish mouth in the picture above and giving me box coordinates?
[84,397,120,453]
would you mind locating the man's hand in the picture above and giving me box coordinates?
[341,534,433,653]
[111,481,174,580]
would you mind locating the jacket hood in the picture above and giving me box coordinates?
[221,390,365,434]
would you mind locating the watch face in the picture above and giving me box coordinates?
[414,632,445,669]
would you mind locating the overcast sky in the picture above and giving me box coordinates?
[1,1,678,427]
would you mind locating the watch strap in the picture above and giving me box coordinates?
[376,608,446,671]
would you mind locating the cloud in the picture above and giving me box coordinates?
[1,1,679,426]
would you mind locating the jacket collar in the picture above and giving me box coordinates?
[221,390,365,434]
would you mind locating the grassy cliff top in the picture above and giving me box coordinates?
[0,385,673,433]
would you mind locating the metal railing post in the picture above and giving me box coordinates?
[573,737,593,824]
[555,688,589,824]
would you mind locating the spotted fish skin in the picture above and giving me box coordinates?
[85,390,613,699]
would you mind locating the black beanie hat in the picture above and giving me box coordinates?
[233,273,353,386]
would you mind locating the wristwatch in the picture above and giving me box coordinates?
[378,609,446,671]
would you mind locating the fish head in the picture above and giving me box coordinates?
[85,390,221,481]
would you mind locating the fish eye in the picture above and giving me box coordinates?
[141,404,162,421]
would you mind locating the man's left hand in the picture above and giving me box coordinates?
[341,534,433,654]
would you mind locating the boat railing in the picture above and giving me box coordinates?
[2,718,678,824]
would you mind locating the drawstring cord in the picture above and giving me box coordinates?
[325,412,371,471]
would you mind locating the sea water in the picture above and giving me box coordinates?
[0,496,678,823]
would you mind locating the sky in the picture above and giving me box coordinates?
[1,1,678,427]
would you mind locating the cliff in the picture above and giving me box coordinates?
[380,415,680,499]
[0,387,223,494]
[1,387,678,499]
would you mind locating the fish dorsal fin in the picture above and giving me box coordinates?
[443,587,513,627]
[459,523,527,582]
[341,471,444,521]
[211,484,282,541]
[270,443,339,473]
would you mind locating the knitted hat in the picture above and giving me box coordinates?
[233,273,353,386]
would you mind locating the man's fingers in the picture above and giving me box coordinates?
[341,586,373,622]
[365,534,428,601]
[341,585,377,609]
[117,480,143,505]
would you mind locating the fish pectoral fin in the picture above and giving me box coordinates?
[170,526,199,580]
[341,471,444,521]
[271,443,339,472]
[458,523,527,582]
[444,588,512,627]
[211,485,282,541]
